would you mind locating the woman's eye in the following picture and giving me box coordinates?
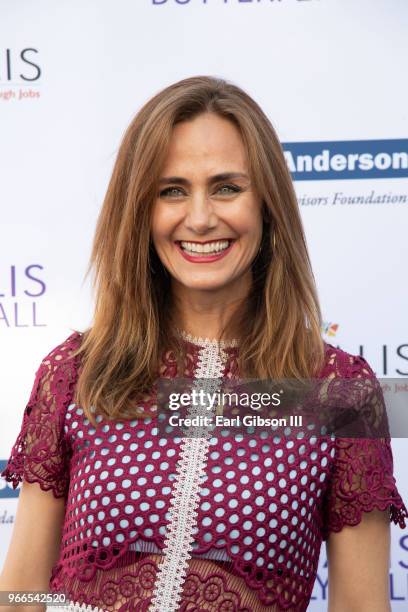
[160,187,184,198]
[159,184,241,198]
[217,184,241,195]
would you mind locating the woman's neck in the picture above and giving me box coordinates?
[170,278,251,341]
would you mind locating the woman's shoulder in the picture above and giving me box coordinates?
[1,331,84,495]
[48,330,84,359]
[319,340,378,380]
[32,330,84,394]
[41,329,83,363]
[38,329,83,366]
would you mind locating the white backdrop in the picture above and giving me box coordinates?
[1,0,407,608]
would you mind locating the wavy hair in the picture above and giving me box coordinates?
[72,75,326,425]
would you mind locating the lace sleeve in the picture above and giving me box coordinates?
[321,353,408,541]
[0,331,82,500]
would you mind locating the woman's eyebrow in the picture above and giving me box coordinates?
[158,172,249,186]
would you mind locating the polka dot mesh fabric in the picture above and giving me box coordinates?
[2,331,407,611]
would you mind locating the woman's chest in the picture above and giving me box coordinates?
[62,404,334,581]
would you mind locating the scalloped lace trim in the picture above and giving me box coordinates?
[46,601,105,612]
[149,339,227,611]
[176,327,239,348]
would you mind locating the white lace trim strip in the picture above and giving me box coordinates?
[148,339,227,612]
[177,327,239,348]
[46,602,106,612]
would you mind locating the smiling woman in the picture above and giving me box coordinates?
[1,75,407,612]
[151,113,263,300]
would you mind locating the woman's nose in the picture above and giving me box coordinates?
[184,192,218,233]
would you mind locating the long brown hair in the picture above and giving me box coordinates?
[72,75,326,425]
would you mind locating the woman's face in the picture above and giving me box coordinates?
[151,112,263,295]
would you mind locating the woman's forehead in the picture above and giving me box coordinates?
[162,114,248,175]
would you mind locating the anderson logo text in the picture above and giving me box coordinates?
[284,139,408,181]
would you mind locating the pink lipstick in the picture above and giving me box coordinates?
[175,239,235,263]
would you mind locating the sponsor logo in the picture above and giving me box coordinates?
[0,461,20,498]
[297,190,408,206]
[0,48,41,101]
[356,344,408,377]
[312,550,408,603]
[321,321,339,337]
[322,323,408,376]
[0,264,47,328]
[284,139,408,181]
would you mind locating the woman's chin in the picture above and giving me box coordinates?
[174,275,234,293]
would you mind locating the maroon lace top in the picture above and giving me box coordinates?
[2,331,407,612]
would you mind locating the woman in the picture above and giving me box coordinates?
[1,76,406,612]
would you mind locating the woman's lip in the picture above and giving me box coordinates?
[176,239,235,245]
[174,240,236,263]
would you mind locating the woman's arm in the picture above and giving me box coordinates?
[0,334,82,610]
[326,508,391,612]
[0,481,66,612]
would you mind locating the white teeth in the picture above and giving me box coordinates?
[180,240,231,254]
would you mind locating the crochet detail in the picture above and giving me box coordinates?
[1,331,82,499]
[149,338,227,611]
[177,327,239,349]
[1,335,406,611]
[319,346,408,540]
[46,602,105,612]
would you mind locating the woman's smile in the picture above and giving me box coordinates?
[175,238,236,263]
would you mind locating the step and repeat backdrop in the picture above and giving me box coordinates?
[1,0,407,608]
